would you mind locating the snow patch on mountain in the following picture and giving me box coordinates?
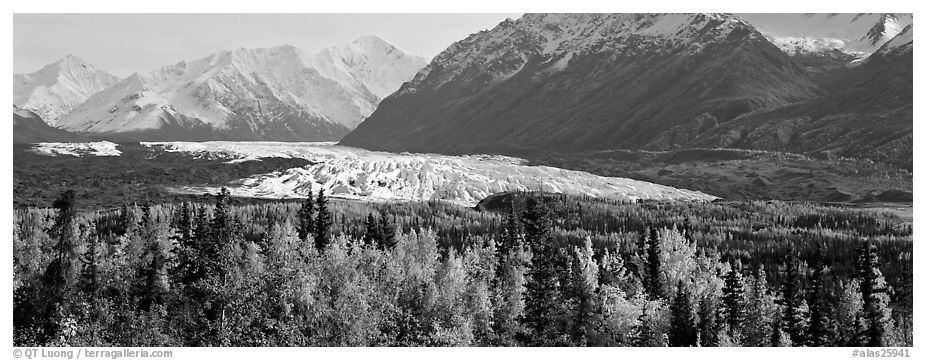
[546,52,574,72]
[142,141,717,206]
[737,13,913,57]
[13,105,40,119]
[769,37,848,55]
[31,141,121,157]
[876,24,913,56]
[401,13,752,94]
[13,55,119,125]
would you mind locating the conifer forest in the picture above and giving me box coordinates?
[13,189,913,347]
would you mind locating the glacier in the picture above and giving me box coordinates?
[138,141,717,206]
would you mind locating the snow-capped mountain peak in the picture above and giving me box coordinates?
[56,37,426,141]
[60,45,337,133]
[399,13,758,96]
[309,35,426,99]
[875,24,913,56]
[864,14,911,47]
[14,55,119,125]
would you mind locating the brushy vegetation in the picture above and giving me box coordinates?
[530,148,912,203]
[13,190,912,347]
[13,143,310,209]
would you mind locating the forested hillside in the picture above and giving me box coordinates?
[13,190,912,346]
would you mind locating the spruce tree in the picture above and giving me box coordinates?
[682,216,693,243]
[645,227,663,299]
[895,261,913,346]
[851,313,869,346]
[491,236,529,346]
[197,187,239,344]
[119,201,131,236]
[566,238,598,345]
[636,227,649,293]
[48,190,80,291]
[806,244,833,346]
[633,304,663,347]
[521,196,562,345]
[296,190,315,241]
[178,201,194,245]
[192,205,209,247]
[722,262,747,336]
[40,190,81,343]
[362,213,380,246]
[79,230,104,343]
[669,281,698,346]
[206,188,234,277]
[499,206,522,257]
[313,189,332,251]
[211,188,232,239]
[78,231,102,310]
[140,200,152,230]
[379,213,398,250]
[181,205,210,285]
[834,279,864,346]
[140,225,170,311]
[742,265,776,346]
[854,241,895,347]
[781,244,807,346]
[698,296,720,347]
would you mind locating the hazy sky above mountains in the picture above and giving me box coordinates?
[14,13,518,77]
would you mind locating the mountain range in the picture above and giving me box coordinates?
[690,24,913,170]
[14,36,425,142]
[340,13,913,170]
[14,14,914,174]
[341,13,823,153]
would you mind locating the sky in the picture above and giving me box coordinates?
[14,13,520,77]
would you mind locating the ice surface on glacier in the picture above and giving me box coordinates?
[143,141,717,206]
[31,141,122,157]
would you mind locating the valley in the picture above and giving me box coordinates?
[14,141,716,209]
[11,13,915,348]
